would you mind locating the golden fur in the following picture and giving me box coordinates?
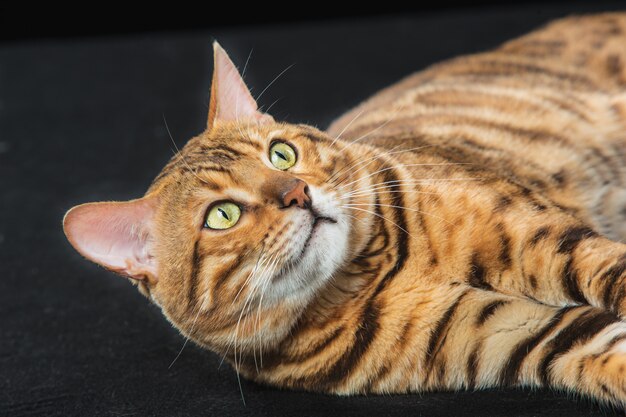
[65,13,626,407]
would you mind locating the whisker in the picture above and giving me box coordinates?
[343,202,452,225]
[337,164,472,190]
[168,292,209,369]
[219,247,265,371]
[256,63,295,103]
[338,104,407,152]
[340,206,411,236]
[263,98,282,114]
[341,180,448,197]
[330,109,365,146]
[248,252,277,373]
[329,144,435,187]
[254,255,280,370]
[241,47,254,79]
[342,188,439,199]
[162,114,209,185]
[327,144,403,185]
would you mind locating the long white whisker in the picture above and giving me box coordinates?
[342,188,439,199]
[256,63,295,102]
[330,145,436,187]
[341,206,411,236]
[338,164,471,190]
[254,255,281,370]
[241,47,254,78]
[168,292,209,369]
[338,105,407,152]
[327,144,403,185]
[163,114,209,185]
[330,109,365,146]
[342,203,452,225]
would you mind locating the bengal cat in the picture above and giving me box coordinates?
[64,13,626,407]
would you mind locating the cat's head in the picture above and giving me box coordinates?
[63,43,374,354]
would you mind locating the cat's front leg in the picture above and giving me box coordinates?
[447,192,626,317]
[420,288,626,407]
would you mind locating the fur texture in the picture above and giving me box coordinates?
[65,13,626,407]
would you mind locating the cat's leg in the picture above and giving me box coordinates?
[500,222,626,318]
[421,288,626,407]
[453,197,626,318]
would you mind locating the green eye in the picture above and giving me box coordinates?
[204,202,241,230]
[270,142,297,170]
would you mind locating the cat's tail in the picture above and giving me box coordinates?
[428,288,626,408]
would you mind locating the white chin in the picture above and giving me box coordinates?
[270,204,349,302]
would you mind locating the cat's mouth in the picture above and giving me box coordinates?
[273,209,337,283]
[301,213,337,254]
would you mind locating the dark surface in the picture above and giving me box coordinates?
[2,4,626,417]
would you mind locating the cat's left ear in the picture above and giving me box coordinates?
[63,197,159,284]
[207,41,274,129]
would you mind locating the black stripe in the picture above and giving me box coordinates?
[494,195,513,212]
[468,254,492,290]
[320,299,380,386]
[611,284,626,315]
[466,344,480,390]
[529,226,551,246]
[538,309,618,385]
[295,325,345,362]
[211,256,246,296]
[499,307,571,386]
[183,165,230,176]
[476,299,509,326]
[370,167,410,298]
[497,223,512,268]
[424,290,470,375]
[528,274,538,290]
[187,239,202,309]
[601,254,626,309]
[551,169,567,186]
[562,257,587,304]
[261,325,345,370]
[556,226,598,254]
[202,144,244,157]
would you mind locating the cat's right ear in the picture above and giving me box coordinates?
[207,41,274,130]
[63,197,159,284]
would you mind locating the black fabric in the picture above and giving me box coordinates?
[2,4,625,416]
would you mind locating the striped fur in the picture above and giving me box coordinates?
[68,13,626,407]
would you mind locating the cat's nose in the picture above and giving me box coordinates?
[281,179,312,209]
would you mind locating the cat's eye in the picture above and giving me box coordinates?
[204,202,241,230]
[269,142,297,170]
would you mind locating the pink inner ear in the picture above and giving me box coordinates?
[63,198,158,281]
[210,42,274,125]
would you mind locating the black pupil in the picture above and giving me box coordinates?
[275,150,288,161]
[218,208,229,221]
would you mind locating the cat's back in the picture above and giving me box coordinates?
[329,13,626,137]
[328,12,626,240]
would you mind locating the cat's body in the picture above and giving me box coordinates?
[64,13,626,407]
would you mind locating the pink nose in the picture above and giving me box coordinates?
[282,179,311,209]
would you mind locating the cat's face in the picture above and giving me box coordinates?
[63,43,371,354]
[146,121,356,349]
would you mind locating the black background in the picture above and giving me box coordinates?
[2,3,626,416]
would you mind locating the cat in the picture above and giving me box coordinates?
[64,13,626,407]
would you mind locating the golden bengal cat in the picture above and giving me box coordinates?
[64,13,626,407]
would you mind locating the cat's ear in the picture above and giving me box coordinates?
[207,41,274,129]
[63,197,158,283]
